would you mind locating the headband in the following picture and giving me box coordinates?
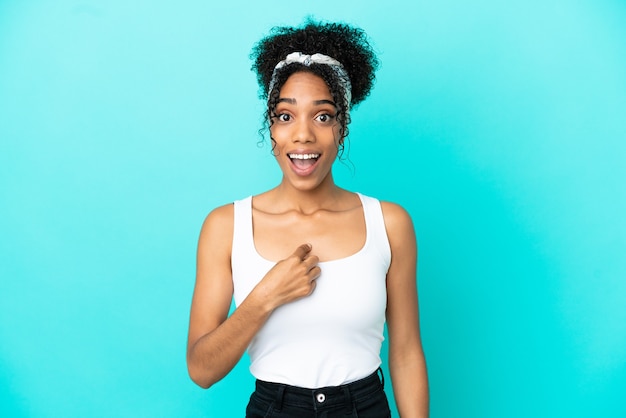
[267,52,352,113]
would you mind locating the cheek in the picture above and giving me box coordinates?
[269,125,283,143]
[332,124,343,144]
[270,120,289,135]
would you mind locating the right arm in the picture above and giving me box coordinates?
[186,204,319,389]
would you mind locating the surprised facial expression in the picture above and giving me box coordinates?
[270,71,342,191]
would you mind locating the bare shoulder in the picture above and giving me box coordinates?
[380,201,413,223]
[198,203,235,255]
[380,201,416,243]
[202,203,234,229]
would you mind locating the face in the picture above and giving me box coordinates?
[270,71,341,191]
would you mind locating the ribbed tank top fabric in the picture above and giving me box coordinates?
[231,193,391,389]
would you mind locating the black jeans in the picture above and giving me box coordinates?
[245,368,392,417]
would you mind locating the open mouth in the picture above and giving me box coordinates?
[288,153,320,170]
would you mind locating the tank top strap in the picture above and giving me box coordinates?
[357,193,392,270]
[232,196,255,263]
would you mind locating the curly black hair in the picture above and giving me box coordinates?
[250,19,379,141]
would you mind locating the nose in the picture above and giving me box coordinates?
[292,118,315,144]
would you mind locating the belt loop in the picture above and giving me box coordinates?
[275,385,285,412]
[342,386,352,415]
[377,367,385,388]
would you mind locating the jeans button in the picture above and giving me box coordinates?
[316,393,326,403]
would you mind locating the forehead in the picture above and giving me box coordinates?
[279,71,332,98]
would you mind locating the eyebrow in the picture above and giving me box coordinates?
[277,98,337,107]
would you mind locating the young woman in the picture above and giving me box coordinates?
[187,20,429,417]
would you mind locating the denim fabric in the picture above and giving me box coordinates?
[245,369,392,417]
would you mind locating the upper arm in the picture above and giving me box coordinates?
[187,203,235,354]
[381,202,422,355]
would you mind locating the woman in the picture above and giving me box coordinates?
[187,20,429,417]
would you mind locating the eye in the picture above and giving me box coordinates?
[277,113,291,122]
[315,113,336,123]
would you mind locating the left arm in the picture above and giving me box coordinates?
[382,202,429,418]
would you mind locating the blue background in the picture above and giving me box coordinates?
[1,1,625,417]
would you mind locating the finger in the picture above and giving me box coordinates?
[303,255,320,270]
[292,243,312,260]
[308,266,321,282]
[307,279,317,295]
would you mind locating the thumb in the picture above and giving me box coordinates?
[292,243,312,260]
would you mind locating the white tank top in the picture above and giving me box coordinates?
[231,193,391,388]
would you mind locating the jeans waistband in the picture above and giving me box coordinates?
[254,368,385,412]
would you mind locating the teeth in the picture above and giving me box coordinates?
[288,153,320,160]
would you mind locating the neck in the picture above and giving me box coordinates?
[272,174,344,214]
